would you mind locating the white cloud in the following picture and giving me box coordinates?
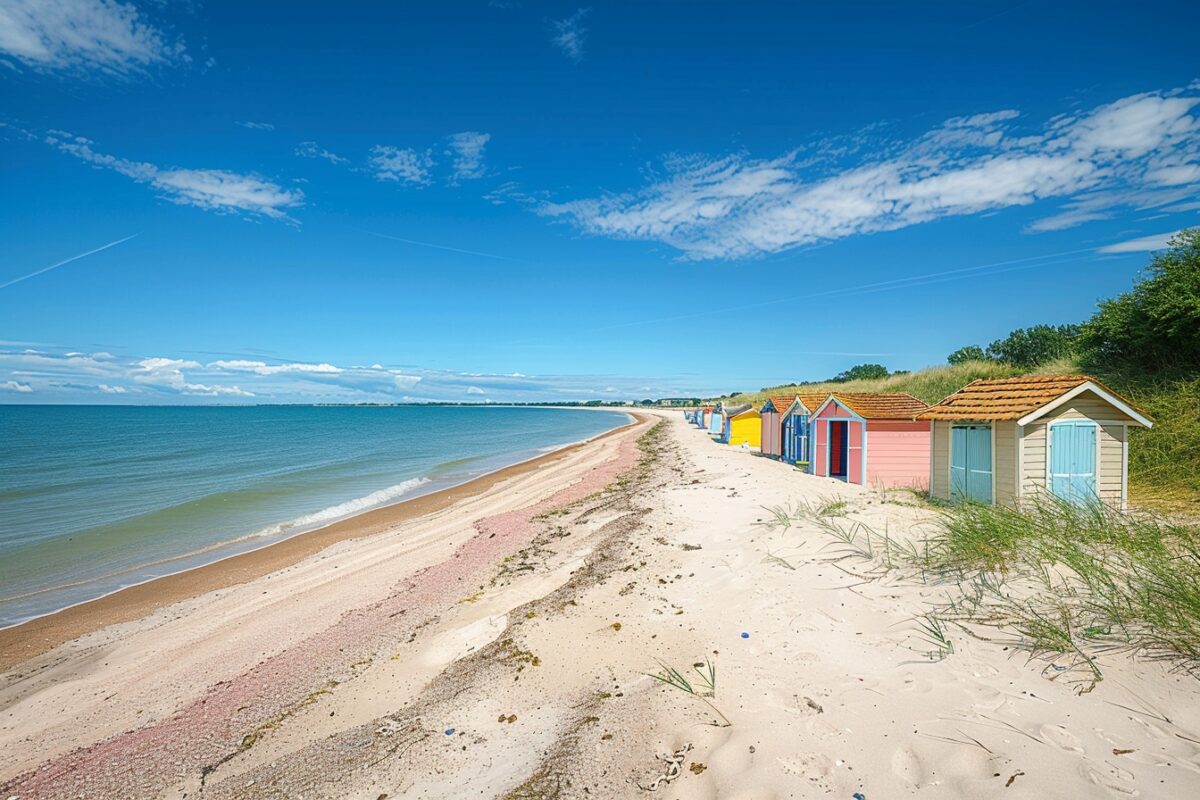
[209,359,342,375]
[46,131,304,220]
[237,121,275,131]
[2,379,32,392]
[446,131,491,182]
[0,347,712,403]
[551,8,588,63]
[544,87,1200,260]
[1096,230,1180,254]
[295,141,349,165]
[369,145,434,185]
[0,0,185,76]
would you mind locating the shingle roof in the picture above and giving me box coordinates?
[917,374,1149,421]
[830,392,929,419]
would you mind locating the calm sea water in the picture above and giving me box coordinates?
[0,405,629,627]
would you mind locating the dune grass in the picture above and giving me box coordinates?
[1119,377,1200,511]
[727,360,1025,407]
[777,494,1200,688]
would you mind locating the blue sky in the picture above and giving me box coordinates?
[1,1,1197,404]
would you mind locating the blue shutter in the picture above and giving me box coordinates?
[951,425,992,503]
[966,428,993,504]
[950,426,967,500]
[1050,422,1097,504]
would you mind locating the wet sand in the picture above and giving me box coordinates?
[0,413,639,672]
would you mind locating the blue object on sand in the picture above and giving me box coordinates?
[853,793,866,799]
[445,727,456,736]
[741,632,749,639]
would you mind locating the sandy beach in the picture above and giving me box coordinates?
[3,411,1199,799]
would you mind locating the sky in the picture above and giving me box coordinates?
[0,0,1198,404]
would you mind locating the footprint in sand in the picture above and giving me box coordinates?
[1083,762,1139,796]
[778,752,834,781]
[890,746,926,786]
[1039,723,1085,754]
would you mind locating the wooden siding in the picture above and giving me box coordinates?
[930,420,951,500]
[866,420,931,490]
[1098,424,1126,504]
[1021,423,1047,497]
[1036,390,1137,424]
[760,410,783,457]
[994,420,1018,506]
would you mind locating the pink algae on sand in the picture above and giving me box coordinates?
[2,428,643,800]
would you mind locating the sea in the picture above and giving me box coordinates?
[0,405,630,627]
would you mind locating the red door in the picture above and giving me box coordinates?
[830,421,846,477]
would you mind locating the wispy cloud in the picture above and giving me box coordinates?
[45,131,304,220]
[369,145,434,185]
[0,0,185,76]
[446,131,491,182]
[551,8,589,62]
[1096,230,1181,254]
[0,233,137,291]
[295,140,349,165]
[237,121,275,131]
[543,87,1200,260]
[0,348,710,403]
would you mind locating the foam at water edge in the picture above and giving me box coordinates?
[250,477,432,539]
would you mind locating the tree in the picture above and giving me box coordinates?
[832,363,889,382]
[985,324,1079,368]
[947,345,986,364]
[1078,229,1200,376]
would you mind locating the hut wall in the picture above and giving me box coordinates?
[864,420,930,489]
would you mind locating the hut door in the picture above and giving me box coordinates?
[847,421,864,485]
[829,421,848,479]
[1050,421,1097,504]
[951,425,992,503]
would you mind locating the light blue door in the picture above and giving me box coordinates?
[950,425,992,503]
[1050,421,1097,504]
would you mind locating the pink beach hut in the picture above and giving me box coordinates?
[758,395,797,460]
[810,393,931,489]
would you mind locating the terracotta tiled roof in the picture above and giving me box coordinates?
[831,392,930,419]
[762,395,797,414]
[796,392,831,414]
[917,374,1149,421]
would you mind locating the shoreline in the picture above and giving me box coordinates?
[0,411,640,672]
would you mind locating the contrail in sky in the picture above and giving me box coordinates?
[0,234,139,291]
[367,231,525,263]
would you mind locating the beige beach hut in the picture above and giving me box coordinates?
[919,375,1153,509]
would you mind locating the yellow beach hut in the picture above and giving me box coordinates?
[721,404,762,448]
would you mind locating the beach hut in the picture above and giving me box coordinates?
[699,406,714,428]
[759,395,798,459]
[918,375,1152,509]
[780,393,831,466]
[719,404,761,447]
[707,404,724,435]
[810,393,931,488]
